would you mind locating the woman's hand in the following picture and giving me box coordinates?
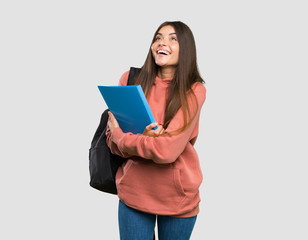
[108,111,164,137]
[143,123,165,137]
[107,111,119,133]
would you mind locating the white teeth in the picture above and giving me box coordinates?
[158,50,168,55]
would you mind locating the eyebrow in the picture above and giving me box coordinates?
[156,32,177,36]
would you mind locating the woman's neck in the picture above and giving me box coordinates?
[157,67,175,79]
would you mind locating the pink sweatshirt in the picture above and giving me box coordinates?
[106,70,206,217]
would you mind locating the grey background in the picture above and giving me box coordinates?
[1,0,307,239]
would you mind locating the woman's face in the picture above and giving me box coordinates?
[151,25,179,69]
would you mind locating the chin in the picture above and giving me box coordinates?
[155,61,169,67]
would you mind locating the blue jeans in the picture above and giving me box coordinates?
[118,201,197,240]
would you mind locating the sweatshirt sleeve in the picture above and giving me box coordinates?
[106,126,133,158]
[118,70,130,86]
[109,83,206,164]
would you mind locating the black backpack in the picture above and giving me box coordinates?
[89,67,141,194]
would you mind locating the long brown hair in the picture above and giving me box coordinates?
[135,21,205,134]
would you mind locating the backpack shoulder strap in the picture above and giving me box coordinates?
[127,67,141,85]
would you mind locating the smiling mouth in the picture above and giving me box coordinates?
[157,50,169,55]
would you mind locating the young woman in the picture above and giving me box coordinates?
[106,21,206,240]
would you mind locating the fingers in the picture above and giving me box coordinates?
[108,111,117,124]
[158,125,165,135]
[108,111,115,121]
[150,125,165,137]
[145,122,158,131]
[154,125,165,136]
[107,111,119,132]
[143,123,165,137]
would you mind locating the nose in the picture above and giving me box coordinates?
[159,35,168,46]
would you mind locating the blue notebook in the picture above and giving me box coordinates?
[98,85,157,134]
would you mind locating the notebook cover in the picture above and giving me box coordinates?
[97,85,156,134]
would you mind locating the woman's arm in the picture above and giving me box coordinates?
[109,83,206,164]
[105,125,132,158]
